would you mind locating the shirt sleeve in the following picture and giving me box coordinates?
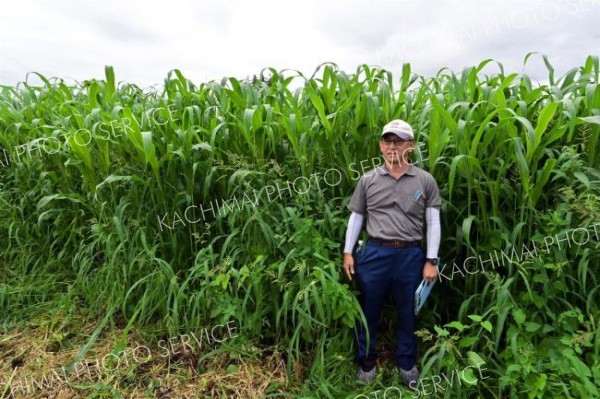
[425,175,442,210]
[348,176,367,215]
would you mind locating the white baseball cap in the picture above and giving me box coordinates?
[381,119,414,140]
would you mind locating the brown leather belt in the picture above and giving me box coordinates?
[368,238,420,248]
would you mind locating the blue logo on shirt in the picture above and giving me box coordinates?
[413,189,423,200]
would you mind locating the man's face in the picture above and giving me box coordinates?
[379,133,415,166]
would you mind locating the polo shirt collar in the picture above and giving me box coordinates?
[376,163,416,176]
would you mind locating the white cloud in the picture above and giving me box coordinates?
[0,0,598,86]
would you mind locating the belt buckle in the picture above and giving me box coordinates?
[394,240,401,248]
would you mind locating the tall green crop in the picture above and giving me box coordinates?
[0,55,599,398]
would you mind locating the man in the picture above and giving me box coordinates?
[342,119,442,386]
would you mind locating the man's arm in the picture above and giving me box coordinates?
[425,207,440,258]
[423,207,441,282]
[344,212,364,254]
[342,212,364,280]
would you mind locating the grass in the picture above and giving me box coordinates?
[0,54,599,398]
[0,316,287,398]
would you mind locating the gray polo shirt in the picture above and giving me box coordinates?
[348,164,441,241]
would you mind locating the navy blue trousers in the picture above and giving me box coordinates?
[354,241,425,370]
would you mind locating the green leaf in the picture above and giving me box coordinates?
[105,65,116,101]
[573,171,591,189]
[445,321,466,331]
[461,367,478,385]
[525,322,542,332]
[459,337,478,348]
[534,102,558,137]
[578,115,600,125]
[467,351,486,367]
[542,324,555,334]
[512,309,526,325]
[531,374,548,397]
[481,321,493,333]
[506,364,522,374]
[569,356,591,377]
[434,325,450,337]
[37,193,85,210]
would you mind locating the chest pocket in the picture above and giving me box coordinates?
[406,189,426,217]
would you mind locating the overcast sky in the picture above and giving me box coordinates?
[0,0,598,88]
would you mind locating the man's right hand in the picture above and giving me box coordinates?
[343,253,355,281]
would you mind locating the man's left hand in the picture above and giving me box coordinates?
[423,261,438,283]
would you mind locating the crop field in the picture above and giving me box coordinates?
[0,55,599,398]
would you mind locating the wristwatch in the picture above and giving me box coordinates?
[425,258,439,265]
